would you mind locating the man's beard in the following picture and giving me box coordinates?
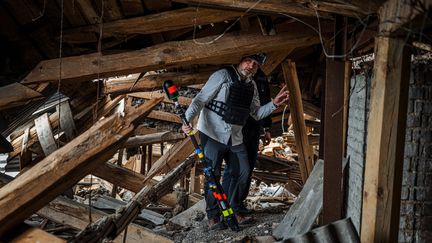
[238,68,254,78]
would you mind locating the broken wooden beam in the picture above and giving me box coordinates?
[147,110,182,124]
[282,60,314,182]
[124,132,185,148]
[0,98,163,236]
[63,7,243,43]
[105,71,213,95]
[21,30,320,84]
[37,196,172,243]
[72,156,196,242]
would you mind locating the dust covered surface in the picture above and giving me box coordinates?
[170,208,287,243]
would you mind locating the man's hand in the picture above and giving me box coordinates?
[272,85,289,107]
[182,123,193,135]
[263,130,272,146]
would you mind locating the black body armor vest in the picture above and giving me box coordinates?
[205,66,255,125]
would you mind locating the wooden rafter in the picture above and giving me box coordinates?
[63,7,244,43]
[21,30,320,84]
[105,70,213,95]
[173,0,380,17]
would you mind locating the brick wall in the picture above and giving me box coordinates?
[399,62,432,242]
[344,73,370,233]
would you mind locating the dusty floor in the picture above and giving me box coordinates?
[168,207,287,243]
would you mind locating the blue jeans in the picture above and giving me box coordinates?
[222,119,261,208]
[200,132,250,219]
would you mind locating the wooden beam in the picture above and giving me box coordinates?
[19,127,32,169]
[261,49,293,76]
[63,7,243,43]
[3,224,66,243]
[105,71,212,95]
[34,113,57,156]
[173,0,378,17]
[0,98,163,236]
[124,132,185,148]
[0,83,42,111]
[129,92,192,106]
[282,60,314,182]
[322,60,345,224]
[147,110,182,124]
[361,36,410,243]
[21,30,320,84]
[37,197,172,243]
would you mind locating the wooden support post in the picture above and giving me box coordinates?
[261,49,294,76]
[281,60,314,182]
[0,98,162,236]
[361,37,410,243]
[322,59,345,224]
[34,113,57,156]
[189,166,201,194]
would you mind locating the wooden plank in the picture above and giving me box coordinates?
[0,83,42,111]
[21,30,320,84]
[273,160,324,240]
[261,49,293,76]
[0,98,163,236]
[361,37,410,243]
[119,0,145,17]
[19,127,32,169]
[147,110,182,124]
[129,92,192,106]
[323,60,345,224]
[282,60,314,182]
[4,224,66,243]
[63,7,243,43]
[105,71,212,94]
[34,113,57,156]
[57,101,76,141]
[37,197,172,243]
[172,0,377,17]
[76,0,99,24]
[124,132,185,148]
[142,0,171,11]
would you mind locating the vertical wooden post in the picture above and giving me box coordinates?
[322,59,345,224]
[282,60,314,182]
[361,37,410,242]
[56,101,76,141]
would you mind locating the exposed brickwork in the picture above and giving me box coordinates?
[345,73,370,233]
[399,62,432,242]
